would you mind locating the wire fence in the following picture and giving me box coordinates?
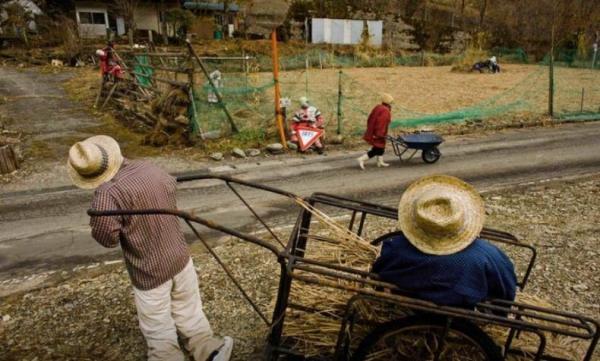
[122,47,600,140]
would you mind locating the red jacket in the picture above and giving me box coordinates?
[363,104,391,148]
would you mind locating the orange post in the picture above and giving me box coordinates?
[271,30,287,149]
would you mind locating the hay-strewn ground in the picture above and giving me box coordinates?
[1,174,598,360]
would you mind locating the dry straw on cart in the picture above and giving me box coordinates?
[282,199,586,360]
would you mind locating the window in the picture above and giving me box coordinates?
[78,11,106,25]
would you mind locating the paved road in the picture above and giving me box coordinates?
[0,67,99,155]
[2,121,600,274]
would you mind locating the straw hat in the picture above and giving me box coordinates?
[67,135,124,189]
[398,175,485,255]
[381,93,394,105]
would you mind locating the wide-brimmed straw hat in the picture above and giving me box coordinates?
[67,135,123,189]
[381,93,394,105]
[398,175,485,255]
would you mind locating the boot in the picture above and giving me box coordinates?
[376,156,390,167]
[357,154,370,170]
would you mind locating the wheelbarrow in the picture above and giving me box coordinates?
[387,132,444,164]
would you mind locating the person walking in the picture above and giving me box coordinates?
[67,135,233,361]
[357,93,394,169]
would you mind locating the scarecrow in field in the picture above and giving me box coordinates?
[372,175,517,308]
[68,135,233,361]
[357,93,394,169]
[290,96,325,154]
[472,56,501,73]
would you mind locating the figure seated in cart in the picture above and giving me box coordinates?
[289,96,325,154]
[96,41,124,82]
[372,175,517,308]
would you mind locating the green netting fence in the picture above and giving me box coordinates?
[187,48,599,138]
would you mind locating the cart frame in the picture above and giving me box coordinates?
[88,174,599,361]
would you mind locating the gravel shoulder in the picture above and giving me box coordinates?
[1,174,599,360]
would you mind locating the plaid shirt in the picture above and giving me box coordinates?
[90,159,190,290]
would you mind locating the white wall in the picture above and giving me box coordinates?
[75,2,108,38]
[312,18,383,46]
[135,3,160,33]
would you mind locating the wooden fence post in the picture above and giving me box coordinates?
[0,144,20,174]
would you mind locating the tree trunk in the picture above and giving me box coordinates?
[461,0,466,29]
[0,145,20,174]
[479,0,488,29]
[128,28,134,47]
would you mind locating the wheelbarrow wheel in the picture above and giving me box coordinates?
[422,147,441,164]
[350,314,502,361]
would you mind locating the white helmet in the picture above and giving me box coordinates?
[96,49,106,57]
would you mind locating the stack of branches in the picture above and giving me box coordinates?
[142,86,193,147]
[280,199,586,360]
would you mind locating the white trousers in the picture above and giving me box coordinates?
[133,259,223,361]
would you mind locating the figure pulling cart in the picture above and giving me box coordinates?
[89,175,599,361]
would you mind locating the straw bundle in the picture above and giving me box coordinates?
[280,201,584,360]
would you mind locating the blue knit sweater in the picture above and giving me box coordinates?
[372,232,517,308]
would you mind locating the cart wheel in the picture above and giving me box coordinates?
[351,315,502,361]
[422,147,441,164]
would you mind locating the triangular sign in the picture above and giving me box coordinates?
[296,126,323,151]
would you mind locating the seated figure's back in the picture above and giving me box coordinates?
[372,232,517,308]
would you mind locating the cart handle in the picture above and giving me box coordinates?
[87,208,283,257]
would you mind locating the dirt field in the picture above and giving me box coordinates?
[1,175,598,360]
[133,62,600,137]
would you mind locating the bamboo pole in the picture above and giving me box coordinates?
[100,83,118,110]
[548,25,555,117]
[185,40,239,133]
[271,30,287,148]
[337,70,343,135]
[188,68,203,138]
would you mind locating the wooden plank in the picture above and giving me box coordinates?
[129,71,187,87]
[132,63,190,74]
[132,52,187,57]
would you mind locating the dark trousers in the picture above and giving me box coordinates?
[367,146,385,158]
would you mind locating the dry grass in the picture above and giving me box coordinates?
[61,61,598,153]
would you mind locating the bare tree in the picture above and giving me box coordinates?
[477,0,488,29]
[114,0,139,46]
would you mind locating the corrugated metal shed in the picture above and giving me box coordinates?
[311,18,383,46]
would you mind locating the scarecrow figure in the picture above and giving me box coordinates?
[472,56,500,73]
[207,70,223,104]
[68,136,233,361]
[96,41,124,82]
[372,175,517,308]
[357,93,393,169]
[289,96,325,154]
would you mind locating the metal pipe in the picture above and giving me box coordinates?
[184,219,271,325]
